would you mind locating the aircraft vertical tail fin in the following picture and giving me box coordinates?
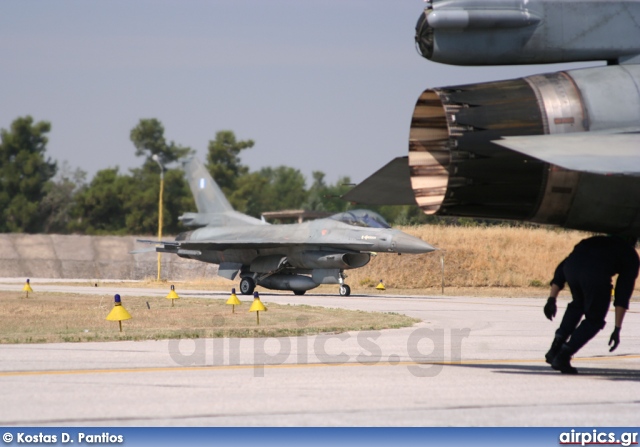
[179,157,266,228]
[182,157,234,214]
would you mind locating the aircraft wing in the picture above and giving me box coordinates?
[137,239,376,253]
[494,130,640,176]
[341,156,416,205]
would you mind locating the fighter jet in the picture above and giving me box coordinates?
[139,158,434,296]
[344,0,640,236]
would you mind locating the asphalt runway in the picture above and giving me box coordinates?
[1,279,639,426]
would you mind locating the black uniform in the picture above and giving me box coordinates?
[551,235,639,353]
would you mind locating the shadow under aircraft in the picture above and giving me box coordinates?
[139,158,434,296]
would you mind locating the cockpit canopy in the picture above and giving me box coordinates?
[330,209,390,229]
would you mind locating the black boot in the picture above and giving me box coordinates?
[545,336,564,365]
[551,344,578,374]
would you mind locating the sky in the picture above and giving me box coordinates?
[0,0,598,185]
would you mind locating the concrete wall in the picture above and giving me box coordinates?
[0,234,218,280]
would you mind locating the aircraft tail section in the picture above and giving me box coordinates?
[180,157,266,228]
[183,157,234,214]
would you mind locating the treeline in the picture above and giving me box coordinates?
[0,116,429,235]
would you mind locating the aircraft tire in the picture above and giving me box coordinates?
[293,290,306,296]
[339,284,351,297]
[239,277,256,295]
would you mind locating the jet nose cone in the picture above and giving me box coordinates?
[392,232,435,254]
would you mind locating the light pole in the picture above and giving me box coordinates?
[152,154,164,281]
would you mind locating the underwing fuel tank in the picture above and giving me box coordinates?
[258,274,318,292]
[415,0,640,65]
[409,64,640,235]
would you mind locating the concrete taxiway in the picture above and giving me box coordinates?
[1,280,639,426]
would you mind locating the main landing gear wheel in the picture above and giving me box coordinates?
[339,284,351,297]
[239,277,256,295]
[293,290,306,296]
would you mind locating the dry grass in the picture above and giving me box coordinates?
[348,225,599,290]
[0,291,419,344]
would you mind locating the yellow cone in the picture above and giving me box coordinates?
[23,279,33,293]
[166,285,180,307]
[226,288,241,313]
[23,279,34,298]
[249,296,266,312]
[376,280,386,291]
[249,292,267,325]
[106,305,132,321]
[226,288,241,306]
[166,285,180,300]
[106,294,132,322]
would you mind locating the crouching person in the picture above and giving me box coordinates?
[543,235,639,374]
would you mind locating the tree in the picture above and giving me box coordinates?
[130,118,193,167]
[226,167,307,217]
[69,168,130,234]
[0,116,57,232]
[71,165,194,235]
[321,175,353,213]
[258,166,307,211]
[304,171,328,211]
[40,162,87,233]
[206,130,254,194]
[230,172,270,217]
[125,118,195,234]
[122,166,194,235]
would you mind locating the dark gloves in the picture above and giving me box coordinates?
[609,326,621,352]
[544,297,557,321]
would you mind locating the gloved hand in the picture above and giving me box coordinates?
[544,297,557,321]
[609,326,621,352]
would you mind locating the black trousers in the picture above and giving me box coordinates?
[555,264,612,353]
